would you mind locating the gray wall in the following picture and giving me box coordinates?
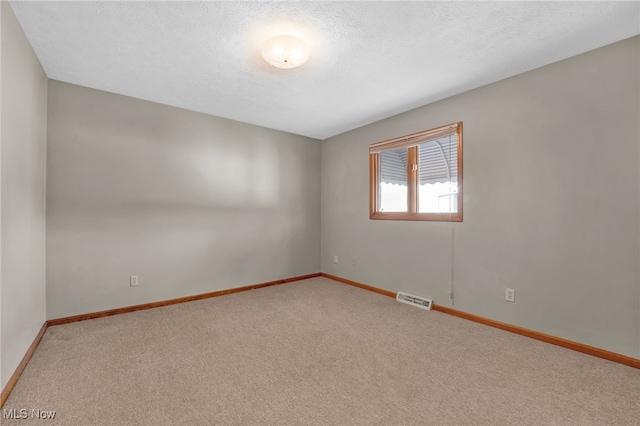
[321,36,640,358]
[1,1,48,390]
[46,81,321,319]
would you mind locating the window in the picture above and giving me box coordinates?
[369,122,463,221]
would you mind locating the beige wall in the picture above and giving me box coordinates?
[321,36,640,358]
[46,81,321,319]
[1,1,3,391]
[1,1,48,389]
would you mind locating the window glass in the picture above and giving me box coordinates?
[417,135,458,213]
[379,148,408,212]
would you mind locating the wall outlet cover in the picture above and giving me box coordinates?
[506,288,515,302]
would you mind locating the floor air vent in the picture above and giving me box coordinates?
[396,291,433,311]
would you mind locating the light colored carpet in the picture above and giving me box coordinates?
[3,277,640,425]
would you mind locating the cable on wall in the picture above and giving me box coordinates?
[447,131,455,305]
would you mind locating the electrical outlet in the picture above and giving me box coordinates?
[505,288,515,302]
[130,275,139,287]
[333,255,338,264]
[351,256,357,266]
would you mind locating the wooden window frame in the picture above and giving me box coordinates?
[369,122,463,222]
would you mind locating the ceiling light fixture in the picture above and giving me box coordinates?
[261,35,309,69]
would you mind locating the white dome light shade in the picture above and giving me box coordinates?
[261,35,309,69]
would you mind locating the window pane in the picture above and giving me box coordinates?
[379,148,408,212]
[417,136,458,213]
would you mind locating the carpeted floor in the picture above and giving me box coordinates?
[3,277,640,425]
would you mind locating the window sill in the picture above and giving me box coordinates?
[370,212,463,222]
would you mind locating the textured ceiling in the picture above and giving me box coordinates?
[9,1,640,140]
